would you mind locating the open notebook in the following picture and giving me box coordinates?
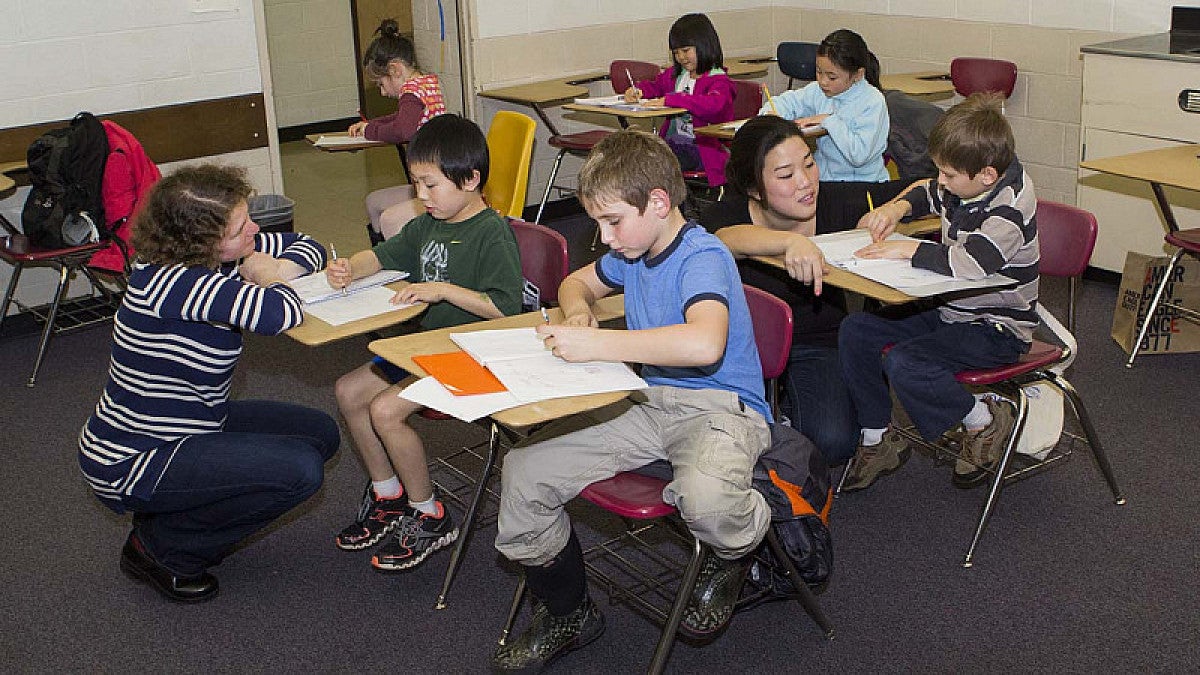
[572,95,668,112]
[448,327,647,403]
[290,269,408,305]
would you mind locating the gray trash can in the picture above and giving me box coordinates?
[248,194,294,233]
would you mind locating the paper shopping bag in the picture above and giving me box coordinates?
[1111,251,1200,355]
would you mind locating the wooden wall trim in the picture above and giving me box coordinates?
[0,93,269,167]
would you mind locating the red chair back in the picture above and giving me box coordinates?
[950,57,1017,98]
[610,60,661,94]
[730,79,763,120]
[743,284,793,380]
[1035,200,1097,279]
[509,218,569,306]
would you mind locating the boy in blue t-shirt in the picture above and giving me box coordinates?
[492,130,771,672]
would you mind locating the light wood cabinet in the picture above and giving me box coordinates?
[1077,50,1200,272]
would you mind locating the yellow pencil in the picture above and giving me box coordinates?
[866,191,875,211]
[762,83,779,116]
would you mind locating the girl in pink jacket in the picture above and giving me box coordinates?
[624,13,734,187]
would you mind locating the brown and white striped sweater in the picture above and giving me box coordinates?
[905,158,1040,343]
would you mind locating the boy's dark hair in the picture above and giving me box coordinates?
[578,130,687,214]
[817,29,881,90]
[726,115,808,203]
[927,92,1015,178]
[406,114,490,190]
[668,13,724,76]
[132,164,253,268]
[363,18,418,80]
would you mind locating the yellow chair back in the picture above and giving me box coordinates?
[483,111,537,219]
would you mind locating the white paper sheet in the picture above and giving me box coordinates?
[811,230,1015,296]
[398,377,521,422]
[313,135,385,147]
[290,269,408,305]
[303,286,414,326]
[449,327,548,364]
[486,352,648,403]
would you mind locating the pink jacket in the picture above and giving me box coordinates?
[637,68,734,186]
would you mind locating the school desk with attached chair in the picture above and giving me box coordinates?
[367,295,628,609]
[1080,143,1200,367]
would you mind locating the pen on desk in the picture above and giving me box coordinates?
[762,83,779,116]
[330,243,347,295]
[541,307,551,324]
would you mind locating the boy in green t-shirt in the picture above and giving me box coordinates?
[325,114,523,571]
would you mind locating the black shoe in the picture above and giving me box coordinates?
[492,597,605,673]
[120,532,218,603]
[335,483,408,551]
[370,501,458,572]
[678,549,751,642]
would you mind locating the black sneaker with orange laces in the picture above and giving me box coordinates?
[371,501,458,572]
[335,483,408,551]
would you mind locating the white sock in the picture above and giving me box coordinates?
[410,496,438,515]
[963,399,993,431]
[372,476,402,500]
[860,427,888,446]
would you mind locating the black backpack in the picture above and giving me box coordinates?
[635,422,834,591]
[748,423,834,592]
[884,89,945,182]
[22,112,109,248]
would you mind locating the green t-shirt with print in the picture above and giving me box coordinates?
[372,208,523,329]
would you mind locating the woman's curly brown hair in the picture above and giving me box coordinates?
[131,164,253,267]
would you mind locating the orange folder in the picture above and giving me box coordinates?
[411,351,508,396]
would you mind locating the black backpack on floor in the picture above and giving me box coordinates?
[749,423,834,591]
[22,111,109,248]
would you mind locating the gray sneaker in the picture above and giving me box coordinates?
[953,398,1015,489]
[840,429,911,492]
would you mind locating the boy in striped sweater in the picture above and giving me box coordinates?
[840,92,1040,490]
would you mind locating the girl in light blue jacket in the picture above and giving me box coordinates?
[761,29,890,182]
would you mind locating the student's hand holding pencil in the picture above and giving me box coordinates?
[537,324,603,362]
[857,200,904,243]
[622,86,642,103]
[325,255,353,290]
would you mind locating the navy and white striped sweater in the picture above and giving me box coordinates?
[78,232,326,512]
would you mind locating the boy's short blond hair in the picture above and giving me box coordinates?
[577,130,688,213]
[928,92,1015,178]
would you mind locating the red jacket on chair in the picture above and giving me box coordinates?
[89,121,160,274]
[637,68,735,186]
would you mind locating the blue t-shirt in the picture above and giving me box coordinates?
[595,223,770,422]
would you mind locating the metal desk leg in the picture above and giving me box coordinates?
[435,421,502,609]
[1150,182,1180,234]
[529,103,561,138]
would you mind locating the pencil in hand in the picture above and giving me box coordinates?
[330,243,348,295]
[762,83,779,116]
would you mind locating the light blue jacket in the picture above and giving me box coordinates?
[760,78,890,182]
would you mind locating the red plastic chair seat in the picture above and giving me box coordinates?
[1166,227,1200,252]
[0,235,108,263]
[549,130,612,152]
[954,339,1062,385]
[580,472,676,520]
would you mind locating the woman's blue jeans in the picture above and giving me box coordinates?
[127,400,340,576]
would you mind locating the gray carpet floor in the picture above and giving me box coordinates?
[2,213,1198,672]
